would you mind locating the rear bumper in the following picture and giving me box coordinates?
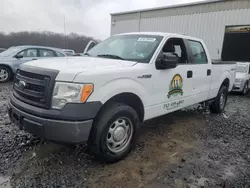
[8,99,94,143]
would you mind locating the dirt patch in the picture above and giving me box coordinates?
[0,83,250,188]
[89,113,204,188]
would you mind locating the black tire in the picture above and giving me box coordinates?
[209,86,228,113]
[0,66,12,83]
[242,82,249,95]
[88,102,140,163]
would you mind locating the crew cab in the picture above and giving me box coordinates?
[232,62,250,95]
[8,32,236,162]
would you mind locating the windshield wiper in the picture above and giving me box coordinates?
[97,54,124,60]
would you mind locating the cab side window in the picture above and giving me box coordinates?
[17,49,38,57]
[187,40,208,64]
[162,38,188,64]
[39,49,55,57]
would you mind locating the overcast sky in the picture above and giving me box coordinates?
[1,0,203,40]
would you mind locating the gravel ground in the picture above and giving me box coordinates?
[0,82,250,188]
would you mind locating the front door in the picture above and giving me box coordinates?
[147,37,194,119]
[13,48,38,70]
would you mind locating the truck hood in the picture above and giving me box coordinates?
[24,57,137,81]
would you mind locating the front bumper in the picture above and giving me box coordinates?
[232,82,244,92]
[8,94,102,143]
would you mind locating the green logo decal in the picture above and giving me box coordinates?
[168,74,183,98]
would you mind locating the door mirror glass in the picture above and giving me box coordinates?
[15,54,23,59]
[156,52,178,70]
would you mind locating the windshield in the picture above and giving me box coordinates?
[87,34,163,63]
[0,46,21,57]
[236,65,248,73]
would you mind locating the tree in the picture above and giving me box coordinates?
[0,31,99,53]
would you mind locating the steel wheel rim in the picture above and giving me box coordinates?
[106,117,134,153]
[0,69,8,82]
[220,93,226,109]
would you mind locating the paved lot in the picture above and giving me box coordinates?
[0,82,250,188]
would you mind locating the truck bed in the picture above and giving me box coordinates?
[212,60,236,64]
[210,62,236,95]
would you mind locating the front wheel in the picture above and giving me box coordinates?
[88,103,140,163]
[0,66,12,83]
[210,86,228,113]
[242,82,249,95]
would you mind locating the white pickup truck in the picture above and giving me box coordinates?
[8,32,236,162]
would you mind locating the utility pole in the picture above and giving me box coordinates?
[64,15,67,49]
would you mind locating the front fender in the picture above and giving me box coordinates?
[87,78,149,107]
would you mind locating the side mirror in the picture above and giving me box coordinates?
[15,54,23,59]
[156,53,178,70]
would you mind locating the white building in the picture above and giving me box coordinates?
[111,0,250,61]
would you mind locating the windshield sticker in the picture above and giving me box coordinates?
[137,38,156,42]
[168,74,183,98]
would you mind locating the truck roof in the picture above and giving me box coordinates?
[114,32,203,42]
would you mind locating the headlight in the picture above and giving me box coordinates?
[235,78,243,82]
[52,82,93,110]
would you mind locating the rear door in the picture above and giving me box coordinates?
[184,39,212,101]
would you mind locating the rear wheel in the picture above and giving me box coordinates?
[210,86,228,113]
[0,66,12,83]
[88,102,140,163]
[242,82,249,95]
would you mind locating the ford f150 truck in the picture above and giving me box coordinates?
[8,32,236,162]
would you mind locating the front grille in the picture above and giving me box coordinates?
[13,70,51,108]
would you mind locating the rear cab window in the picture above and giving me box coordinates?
[187,40,208,64]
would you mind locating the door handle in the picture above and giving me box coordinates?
[187,70,193,78]
[207,69,211,76]
[32,58,37,60]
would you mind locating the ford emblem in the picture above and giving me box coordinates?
[18,80,26,89]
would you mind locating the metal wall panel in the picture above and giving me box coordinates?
[111,19,139,36]
[111,0,250,21]
[111,7,250,59]
[140,0,250,19]
[141,9,250,59]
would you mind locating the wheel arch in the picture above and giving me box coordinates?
[97,92,145,122]
[221,78,230,89]
[0,64,13,74]
[0,64,14,81]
